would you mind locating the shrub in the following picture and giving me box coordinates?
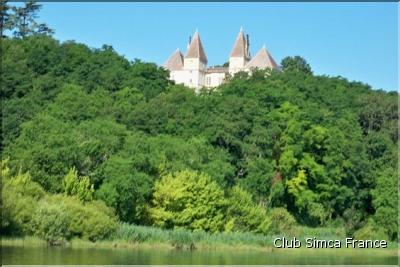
[31,201,70,244]
[353,220,388,240]
[225,186,270,234]
[268,208,297,234]
[2,185,39,235]
[63,167,94,202]
[371,168,397,241]
[150,170,226,232]
[49,195,118,241]
[1,169,44,235]
[1,160,117,241]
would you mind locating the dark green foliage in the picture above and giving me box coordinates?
[124,59,171,100]
[371,168,397,240]
[281,56,312,74]
[1,1,12,37]
[2,34,398,241]
[7,1,53,38]
[95,156,152,224]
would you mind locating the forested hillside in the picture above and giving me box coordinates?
[1,15,397,243]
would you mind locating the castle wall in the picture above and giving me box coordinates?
[182,58,207,90]
[205,72,226,88]
[170,70,190,86]
[229,57,248,75]
[184,58,206,71]
[170,69,206,90]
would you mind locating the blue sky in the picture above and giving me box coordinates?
[38,2,397,91]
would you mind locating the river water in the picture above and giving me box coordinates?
[2,245,397,265]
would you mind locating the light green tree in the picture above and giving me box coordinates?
[225,186,270,234]
[63,167,94,202]
[31,201,70,244]
[150,170,226,232]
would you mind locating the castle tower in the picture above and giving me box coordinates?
[184,30,208,89]
[164,48,184,71]
[164,48,186,84]
[229,27,250,75]
[245,45,279,70]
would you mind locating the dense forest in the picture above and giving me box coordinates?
[1,1,398,245]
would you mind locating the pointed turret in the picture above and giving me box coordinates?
[230,27,250,59]
[245,46,278,70]
[164,48,184,71]
[185,30,208,64]
[229,27,251,74]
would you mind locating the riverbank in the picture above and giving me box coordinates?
[2,224,398,256]
[2,236,398,257]
[3,239,398,266]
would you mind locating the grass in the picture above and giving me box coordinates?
[2,223,398,253]
[1,236,47,246]
[107,223,273,250]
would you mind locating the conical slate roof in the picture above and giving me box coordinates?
[185,30,208,64]
[230,27,250,59]
[164,49,184,70]
[246,46,278,69]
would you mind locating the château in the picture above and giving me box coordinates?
[164,28,279,91]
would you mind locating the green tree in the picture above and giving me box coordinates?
[95,156,152,224]
[225,186,270,234]
[2,31,398,237]
[124,59,171,100]
[9,1,53,38]
[63,167,94,202]
[371,168,398,240]
[1,171,43,235]
[280,56,312,74]
[0,0,11,38]
[150,170,226,232]
[31,201,70,244]
[268,207,297,234]
[50,194,117,241]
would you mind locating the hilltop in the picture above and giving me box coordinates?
[1,34,397,244]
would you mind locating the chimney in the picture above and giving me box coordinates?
[187,35,192,50]
[246,34,250,57]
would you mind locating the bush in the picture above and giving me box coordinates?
[225,186,270,234]
[371,168,397,241]
[150,170,226,232]
[63,167,94,202]
[31,201,70,244]
[1,168,44,235]
[2,185,39,235]
[49,195,118,241]
[353,220,388,240]
[1,160,117,241]
[268,208,297,234]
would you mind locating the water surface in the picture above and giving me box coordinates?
[2,245,397,265]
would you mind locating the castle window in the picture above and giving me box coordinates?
[206,77,211,85]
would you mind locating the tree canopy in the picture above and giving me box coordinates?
[1,29,397,241]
